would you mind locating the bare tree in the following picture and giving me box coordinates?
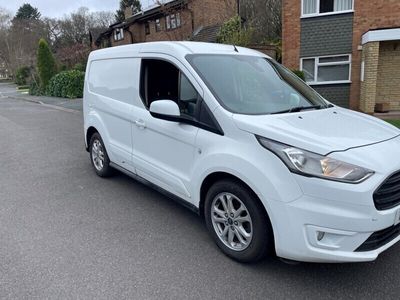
[240,0,282,43]
[57,7,114,46]
[0,6,48,76]
[53,8,114,67]
[0,8,11,77]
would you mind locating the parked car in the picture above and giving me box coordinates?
[84,42,400,263]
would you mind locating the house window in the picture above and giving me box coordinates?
[166,12,181,30]
[302,0,353,17]
[145,22,150,35]
[114,28,124,41]
[155,19,161,32]
[301,54,351,84]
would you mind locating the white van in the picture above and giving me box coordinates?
[84,42,400,263]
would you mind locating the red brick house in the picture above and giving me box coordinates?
[282,0,400,113]
[95,0,238,48]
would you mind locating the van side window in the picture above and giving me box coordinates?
[140,59,199,118]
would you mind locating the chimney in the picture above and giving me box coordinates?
[124,6,133,18]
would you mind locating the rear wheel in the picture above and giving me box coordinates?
[205,179,273,263]
[89,133,113,177]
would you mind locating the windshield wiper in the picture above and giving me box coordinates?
[270,105,326,115]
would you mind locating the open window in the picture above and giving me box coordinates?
[140,58,223,134]
[302,0,353,17]
[140,59,199,119]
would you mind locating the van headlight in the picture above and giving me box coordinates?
[257,136,374,183]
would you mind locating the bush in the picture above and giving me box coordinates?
[15,66,31,86]
[46,70,85,99]
[73,63,86,72]
[29,80,42,96]
[217,15,253,47]
[292,70,305,81]
[29,73,44,95]
[37,38,57,90]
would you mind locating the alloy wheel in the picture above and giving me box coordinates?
[210,192,253,251]
[91,139,105,171]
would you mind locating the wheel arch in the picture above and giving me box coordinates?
[84,111,110,157]
[86,126,98,151]
[199,171,276,255]
[199,171,268,219]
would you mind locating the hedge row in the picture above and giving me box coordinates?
[46,70,85,99]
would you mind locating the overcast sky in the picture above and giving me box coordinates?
[0,0,154,18]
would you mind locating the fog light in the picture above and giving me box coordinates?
[317,231,325,241]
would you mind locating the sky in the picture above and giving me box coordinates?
[0,0,154,18]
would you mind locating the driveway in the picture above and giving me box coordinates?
[0,84,399,299]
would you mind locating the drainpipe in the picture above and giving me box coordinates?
[186,2,195,34]
[125,26,135,44]
[237,0,240,16]
[189,8,194,32]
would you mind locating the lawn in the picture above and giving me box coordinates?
[386,120,400,128]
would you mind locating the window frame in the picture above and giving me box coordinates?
[165,12,181,30]
[301,0,354,18]
[300,54,352,85]
[113,28,124,41]
[155,18,161,32]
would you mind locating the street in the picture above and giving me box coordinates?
[0,83,399,299]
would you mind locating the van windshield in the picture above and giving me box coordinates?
[186,54,329,115]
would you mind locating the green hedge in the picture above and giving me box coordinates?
[46,70,85,99]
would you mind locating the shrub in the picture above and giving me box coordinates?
[73,63,86,72]
[46,70,85,99]
[29,73,44,95]
[37,38,57,90]
[292,70,305,81]
[29,81,42,96]
[217,15,253,47]
[15,66,31,86]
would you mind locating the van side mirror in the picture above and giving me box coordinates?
[149,100,181,122]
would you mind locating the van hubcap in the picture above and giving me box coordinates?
[211,192,253,251]
[92,140,105,171]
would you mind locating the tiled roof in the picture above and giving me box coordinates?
[191,25,222,43]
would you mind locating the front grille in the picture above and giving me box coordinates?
[355,223,400,252]
[374,170,400,210]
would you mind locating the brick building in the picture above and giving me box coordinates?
[95,0,238,48]
[282,0,400,113]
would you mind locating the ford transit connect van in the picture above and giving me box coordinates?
[84,42,400,263]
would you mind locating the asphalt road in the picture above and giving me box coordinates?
[1,89,400,299]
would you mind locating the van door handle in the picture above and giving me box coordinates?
[134,119,146,129]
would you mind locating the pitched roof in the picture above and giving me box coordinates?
[191,25,222,43]
[126,0,185,23]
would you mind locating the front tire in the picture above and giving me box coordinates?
[89,133,113,177]
[205,179,274,263]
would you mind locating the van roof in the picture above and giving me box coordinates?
[89,41,269,61]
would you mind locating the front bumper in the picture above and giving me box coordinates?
[269,174,400,263]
